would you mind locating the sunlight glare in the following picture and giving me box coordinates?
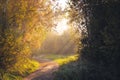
[53,19,69,35]
[51,0,69,35]
[57,0,67,10]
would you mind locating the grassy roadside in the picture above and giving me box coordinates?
[0,59,40,80]
[54,54,79,66]
[33,53,79,66]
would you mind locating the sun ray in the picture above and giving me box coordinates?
[53,19,69,35]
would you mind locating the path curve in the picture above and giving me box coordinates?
[24,61,59,80]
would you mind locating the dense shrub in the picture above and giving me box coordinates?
[54,0,120,80]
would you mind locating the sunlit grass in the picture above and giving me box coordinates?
[54,54,79,66]
[33,54,78,66]
[0,59,40,80]
[53,54,80,80]
[12,59,40,75]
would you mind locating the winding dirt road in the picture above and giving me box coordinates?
[24,61,59,80]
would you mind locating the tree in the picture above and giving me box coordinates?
[0,0,53,77]
[54,0,120,80]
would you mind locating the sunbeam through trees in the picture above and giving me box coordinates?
[0,0,120,80]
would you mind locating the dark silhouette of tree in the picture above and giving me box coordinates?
[54,0,120,80]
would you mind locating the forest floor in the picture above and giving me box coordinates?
[24,60,59,80]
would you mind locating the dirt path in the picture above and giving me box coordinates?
[24,61,59,80]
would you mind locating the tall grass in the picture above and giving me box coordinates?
[0,59,40,80]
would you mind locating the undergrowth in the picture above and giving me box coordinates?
[54,54,78,65]
[0,59,39,80]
